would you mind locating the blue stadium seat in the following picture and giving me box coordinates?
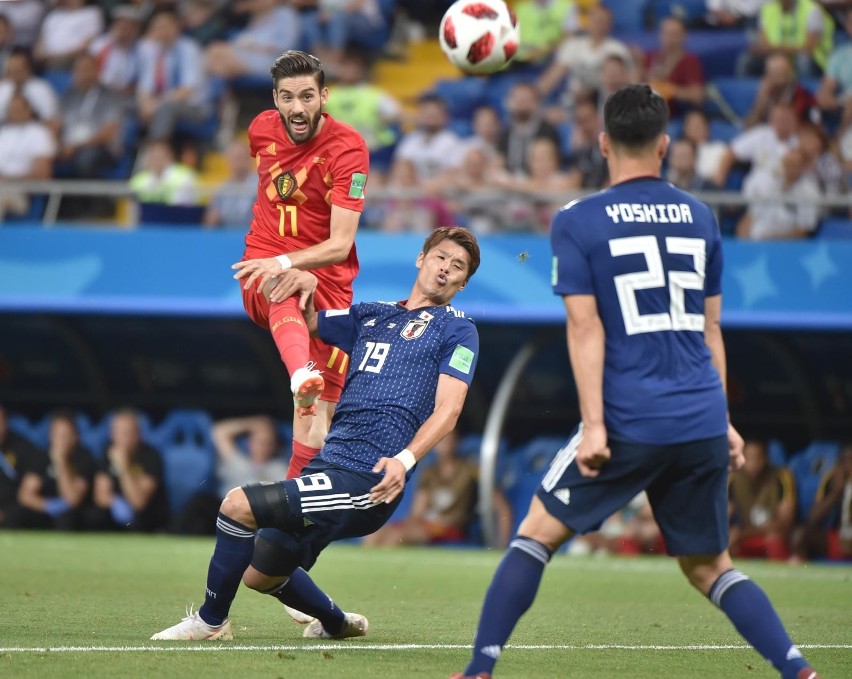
[556,121,573,157]
[161,443,215,515]
[667,118,684,140]
[708,118,741,142]
[767,439,788,468]
[603,0,648,33]
[152,409,213,451]
[817,218,852,239]
[74,413,110,457]
[517,435,569,474]
[432,77,487,119]
[448,117,473,138]
[650,0,706,27]
[7,413,47,449]
[788,441,841,522]
[42,69,73,96]
[710,77,761,120]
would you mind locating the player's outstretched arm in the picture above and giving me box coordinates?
[370,374,470,505]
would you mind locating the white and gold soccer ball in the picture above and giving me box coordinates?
[438,0,520,76]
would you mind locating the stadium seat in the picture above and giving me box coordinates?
[650,0,706,27]
[708,118,741,142]
[517,435,568,474]
[767,439,788,468]
[42,69,73,96]
[788,441,841,522]
[603,0,649,33]
[75,413,110,457]
[151,409,214,451]
[708,78,761,121]
[6,413,47,449]
[432,77,487,119]
[448,117,473,138]
[817,218,852,239]
[161,443,215,516]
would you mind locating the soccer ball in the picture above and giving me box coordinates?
[439,0,520,76]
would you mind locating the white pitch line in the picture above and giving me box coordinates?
[0,644,850,653]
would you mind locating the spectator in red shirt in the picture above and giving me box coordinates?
[744,52,817,128]
[639,16,705,115]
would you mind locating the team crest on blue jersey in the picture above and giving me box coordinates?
[401,318,430,340]
[276,171,297,199]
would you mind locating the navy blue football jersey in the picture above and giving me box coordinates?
[316,301,479,473]
[551,176,728,445]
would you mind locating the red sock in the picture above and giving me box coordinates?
[287,440,320,479]
[269,296,310,377]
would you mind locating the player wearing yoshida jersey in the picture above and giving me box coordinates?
[231,51,370,483]
[152,228,482,646]
[551,176,728,444]
[456,85,821,679]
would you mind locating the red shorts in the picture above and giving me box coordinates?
[240,278,350,403]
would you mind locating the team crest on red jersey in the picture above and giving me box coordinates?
[401,318,430,340]
[276,171,297,199]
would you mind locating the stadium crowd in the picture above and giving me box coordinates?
[0,0,850,236]
[1,404,850,564]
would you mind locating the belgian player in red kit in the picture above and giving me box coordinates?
[232,51,369,480]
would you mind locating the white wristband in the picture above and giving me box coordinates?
[275,254,293,270]
[394,449,416,472]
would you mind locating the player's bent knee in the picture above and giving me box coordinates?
[517,497,573,552]
[251,532,301,578]
[242,565,287,592]
[221,487,255,526]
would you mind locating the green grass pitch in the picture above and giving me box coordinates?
[1,532,850,678]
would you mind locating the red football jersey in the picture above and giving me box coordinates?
[244,111,369,295]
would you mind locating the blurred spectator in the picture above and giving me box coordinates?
[666,138,717,191]
[497,82,562,175]
[681,109,728,184]
[496,137,580,233]
[565,96,608,188]
[740,0,833,78]
[429,146,504,234]
[713,101,799,189]
[324,49,401,170]
[136,7,209,142]
[0,0,45,48]
[57,53,122,179]
[0,15,13,76]
[0,405,42,528]
[798,121,845,197]
[364,431,513,548]
[301,0,388,76]
[85,408,168,532]
[171,415,288,535]
[130,139,201,206]
[205,0,299,79]
[89,4,143,101]
[571,53,634,121]
[203,137,257,227]
[377,157,454,232]
[34,0,104,71]
[816,8,852,130]
[792,443,852,562]
[728,439,796,560]
[537,6,632,106]
[8,411,96,531]
[744,52,816,128]
[181,0,229,47]
[464,104,503,156]
[639,16,705,113]
[704,0,767,29]
[0,93,56,217]
[737,147,821,239]
[568,492,663,556]
[394,93,462,180]
[512,0,579,66]
[0,47,61,132]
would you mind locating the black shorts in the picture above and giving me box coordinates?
[245,458,402,571]
[536,425,730,556]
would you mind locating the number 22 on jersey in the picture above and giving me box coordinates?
[276,204,298,237]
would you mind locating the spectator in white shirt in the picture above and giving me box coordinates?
[393,93,463,180]
[0,0,45,48]
[89,4,143,100]
[0,48,61,133]
[713,101,799,190]
[682,109,729,185]
[537,6,632,105]
[737,147,821,239]
[0,93,56,216]
[34,0,104,71]
[137,8,210,141]
[205,0,300,79]
[705,0,767,28]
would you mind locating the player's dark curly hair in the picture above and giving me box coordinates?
[422,227,481,283]
[270,50,325,90]
[604,84,669,152]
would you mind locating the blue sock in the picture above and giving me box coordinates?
[465,537,552,676]
[709,570,811,679]
[265,567,345,635]
[199,513,256,626]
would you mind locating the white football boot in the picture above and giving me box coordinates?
[291,362,324,417]
[151,606,233,641]
[303,612,369,639]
